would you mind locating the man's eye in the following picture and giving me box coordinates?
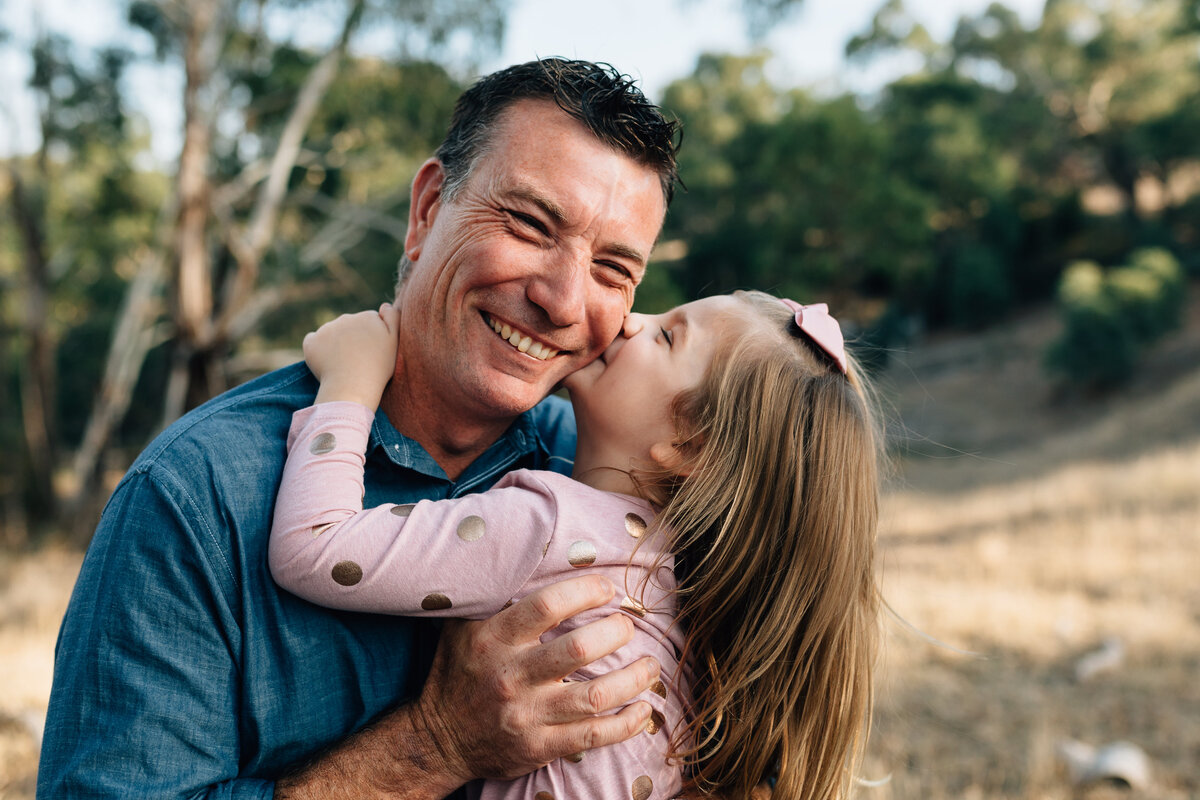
[596,261,633,282]
[510,211,547,235]
[660,327,673,347]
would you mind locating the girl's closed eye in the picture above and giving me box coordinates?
[660,327,673,347]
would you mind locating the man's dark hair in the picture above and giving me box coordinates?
[436,57,681,205]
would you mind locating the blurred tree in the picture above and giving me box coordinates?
[660,52,934,322]
[1046,247,1184,387]
[121,0,505,429]
[845,0,1200,327]
[950,0,1200,220]
[1,0,502,536]
[739,0,809,38]
[659,52,785,299]
[1,32,155,533]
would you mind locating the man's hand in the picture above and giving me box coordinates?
[413,574,660,784]
[306,303,401,409]
[275,575,658,799]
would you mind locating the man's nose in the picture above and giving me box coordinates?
[528,255,588,328]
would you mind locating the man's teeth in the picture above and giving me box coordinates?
[488,316,556,360]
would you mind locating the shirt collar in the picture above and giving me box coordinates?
[367,406,547,484]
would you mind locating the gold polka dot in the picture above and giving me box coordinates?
[564,751,584,763]
[632,775,653,800]
[390,503,415,517]
[645,709,665,735]
[331,561,362,586]
[457,515,485,541]
[624,513,647,538]
[535,793,554,800]
[650,679,667,698]
[312,523,334,537]
[620,596,647,617]
[501,599,514,610]
[421,593,452,611]
[309,432,337,455]
[567,540,597,567]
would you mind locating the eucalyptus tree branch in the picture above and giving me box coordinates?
[218,0,367,333]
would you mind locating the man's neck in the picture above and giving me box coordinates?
[379,379,517,482]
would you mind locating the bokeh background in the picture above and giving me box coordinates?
[1,0,1197,797]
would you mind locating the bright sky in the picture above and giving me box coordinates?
[0,0,1046,163]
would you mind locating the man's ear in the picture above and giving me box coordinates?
[405,158,446,262]
[649,440,694,477]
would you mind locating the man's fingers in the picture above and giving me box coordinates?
[546,656,661,722]
[521,613,636,683]
[549,700,654,758]
[493,576,615,645]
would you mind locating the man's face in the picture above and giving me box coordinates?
[397,99,667,421]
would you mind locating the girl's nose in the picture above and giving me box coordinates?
[622,313,649,338]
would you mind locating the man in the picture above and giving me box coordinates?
[39,58,681,798]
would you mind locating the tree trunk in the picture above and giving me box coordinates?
[64,245,170,535]
[162,0,365,426]
[161,0,223,426]
[8,165,57,527]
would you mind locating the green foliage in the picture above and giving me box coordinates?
[234,54,466,348]
[661,55,936,313]
[1046,248,1185,387]
[31,35,132,152]
[946,243,1013,328]
[633,256,689,313]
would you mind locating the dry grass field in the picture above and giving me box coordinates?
[2,295,1197,798]
[863,293,1200,799]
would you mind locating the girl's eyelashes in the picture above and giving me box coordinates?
[660,327,673,347]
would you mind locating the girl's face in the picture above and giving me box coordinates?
[564,295,748,467]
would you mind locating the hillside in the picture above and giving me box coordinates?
[866,288,1200,798]
[882,286,1200,488]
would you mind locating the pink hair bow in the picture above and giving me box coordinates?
[780,299,848,374]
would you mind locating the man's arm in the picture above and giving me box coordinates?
[38,472,276,799]
[277,575,660,798]
[41,469,655,799]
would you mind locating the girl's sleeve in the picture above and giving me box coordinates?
[474,728,681,800]
[268,401,556,618]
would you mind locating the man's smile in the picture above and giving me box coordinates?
[482,312,560,360]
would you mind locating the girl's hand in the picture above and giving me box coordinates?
[306,303,400,409]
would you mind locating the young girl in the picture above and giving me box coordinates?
[269,290,882,800]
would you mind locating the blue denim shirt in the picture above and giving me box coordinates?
[38,363,577,799]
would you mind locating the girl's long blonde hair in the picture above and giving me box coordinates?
[636,290,882,800]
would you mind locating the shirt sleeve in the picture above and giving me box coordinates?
[269,402,556,618]
[38,471,274,800]
[474,729,682,800]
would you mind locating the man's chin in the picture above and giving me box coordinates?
[475,373,568,416]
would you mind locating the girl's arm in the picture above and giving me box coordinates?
[270,401,559,618]
[270,307,557,617]
[473,729,681,800]
[304,303,400,409]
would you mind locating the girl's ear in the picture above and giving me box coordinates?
[649,439,694,477]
